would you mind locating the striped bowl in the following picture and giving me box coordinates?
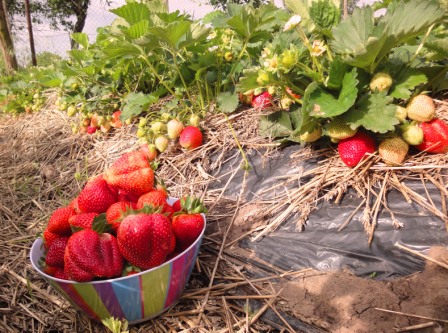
[30,209,205,324]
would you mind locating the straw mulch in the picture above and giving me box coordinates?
[0,95,447,332]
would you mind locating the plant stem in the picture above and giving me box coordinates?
[410,24,435,64]
[224,114,250,170]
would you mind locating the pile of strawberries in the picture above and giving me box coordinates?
[40,149,206,282]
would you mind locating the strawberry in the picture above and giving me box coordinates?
[68,197,81,214]
[406,95,435,122]
[117,189,140,203]
[140,143,158,161]
[378,137,409,166]
[239,91,254,106]
[163,202,175,220]
[77,175,118,214]
[45,236,69,268]
[401,122,424,145]
[64,223,124,282]
[369,72,393,92]
[172,199,182,212]
[69,212,99,231]
[337,131,376,167]
[155,135,169,153]
[189,114,201,127]
[104,151,155,197]
[172,196,207,250]
[325,118,357,141]
[167,119,184,140]
[415,118,448,154]
[299,127,322,143]
[251,91,273,109]
[106,201,138,232]
[43,229,65,250]
[179,126,203,150]
[395,106,407,123]
[111,110,123,128]
[117,213,173,269]
[87,125,97,134]
[136,189,168,210]
[47,206,76,236]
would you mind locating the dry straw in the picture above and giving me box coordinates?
[0,95,447,331]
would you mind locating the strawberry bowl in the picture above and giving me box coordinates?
[30,199,206,324]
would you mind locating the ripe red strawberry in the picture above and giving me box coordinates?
[87,125,97,134]
[106,201,138,232]
[172,199,182,212]
[68,197,81,214]
[69,212,99,231]
[172,196,207,250]
[117,189,140,203]
[251,91,273,109]
[47,206,76,236]
[136,189,168,209]
[337,131,376,167]
[111,110,123,129]
[77,175,118,214]
[64,229,123,282]
[43,229,63,250]
[45,236,69,268]
[163,202,175,220]
[179,126,203,150]
[117,213,173,270]
[415,118,448,154]
[104,151,154,197]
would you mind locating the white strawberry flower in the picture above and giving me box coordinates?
[311,40,326,57]
[283,15,302,32]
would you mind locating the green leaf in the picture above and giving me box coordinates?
[342,92,399,133]
[217,92,239,114]
[125,20,150,40]
[121,92,159,120]
[237,68,259,93]
[103,41,142,60]
[389,69,427,99]
[309,68,358,118]
[149,21,191,49]
[259,111,293,138]
[309,0,340,32]
[110,2,151,25]
[71,33,89,49]
[326,60,349,90]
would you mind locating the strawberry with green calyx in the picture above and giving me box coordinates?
[369,72,393,92]
[172,196,207,250]
[106,201,139,232]
[117,212,174,269]
[378,137,409,166]
[415,118,448,154]
[400,121,424,146]
[167,119,184,140]
[69,212,99,231]
[47,206,76,236]
[78,175,118,214]
[299,127,322,143]
[325,118,357,141]
[251,91,273,109]
[64,218,123,282]
[104,150,155,197]
[406,95,435,122]
[179,126,203,150]
[338,131,376,168]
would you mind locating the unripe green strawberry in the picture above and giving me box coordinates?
[401,122,424,145]
[325,118,357,140]
[395,106,407,123]
[299,127,322,143]
[155,135,169,152]
[67,105,77,117]
[151,121,166,134]
[406,95,435,122]
[167,119,184,140]
[139,117,148,127]
[369,72,393,92]
[136,128,146,138]
[378,137,409,166]
[189,114,201,127]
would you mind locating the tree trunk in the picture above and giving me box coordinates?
[70,0,89,49]
[0,0,18,73]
